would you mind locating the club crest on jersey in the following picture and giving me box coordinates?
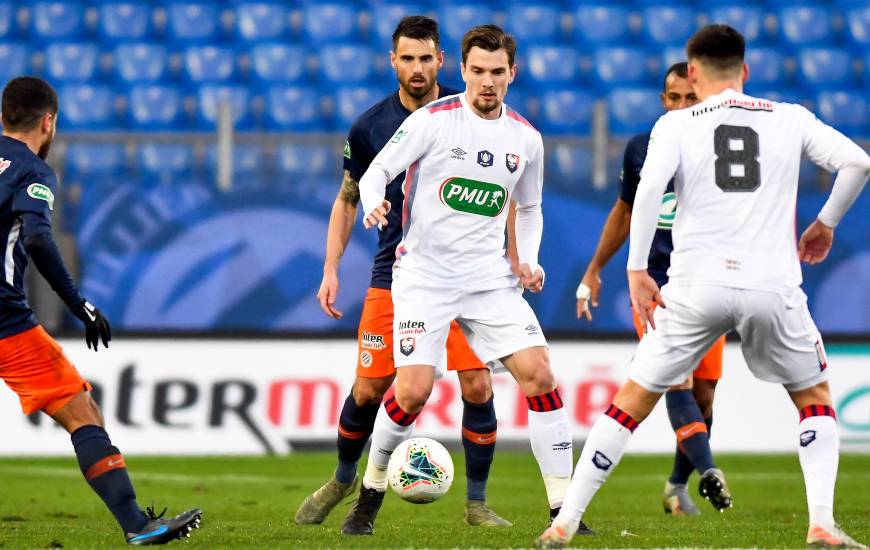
[400,337,415,356]
[0,158,11,175]
[477,150,493,167]
[657,192,677,230]
[439,178,507,217]
[505,153,519,173]
[27,183,54,210]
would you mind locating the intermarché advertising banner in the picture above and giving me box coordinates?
[0,340,866,455]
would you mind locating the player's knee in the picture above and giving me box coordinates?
[520,358,556,397]
[692,379,717,417]
[395,386,431,415]
[352,377,392,407]
[458,370,492,404]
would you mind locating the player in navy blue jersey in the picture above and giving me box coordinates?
[295,16,514,533]
[0,76,202,545]
[575,63,731,516]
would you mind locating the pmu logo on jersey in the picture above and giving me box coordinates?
[27,183,55,210]
[657,192,677,230]
[0,158,11,175]
[439,178,507,217]
[400,337,415,356]
[477,150,493,167]
[592,451,613,471]
[505,153,519,173]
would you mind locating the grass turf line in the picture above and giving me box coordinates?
[0,453,867,548]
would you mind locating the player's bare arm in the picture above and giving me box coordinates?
[577,198,632,320]
[317,170,361,319]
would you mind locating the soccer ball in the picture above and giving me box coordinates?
[387,437,454,504]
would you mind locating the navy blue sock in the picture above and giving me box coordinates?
[666,390,715,483]
[461,398,497,502]
[335,393,380,483]
[71,425,147,533]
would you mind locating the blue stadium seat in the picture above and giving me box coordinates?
[641,5,698,46]
[593,47,651,87]
[816,90,868,138]
[797,48,854,91]
[98,1,154,42]
[573,3,631,45]
[137,143,195,186]
[58,85,117,129]
[505,3,562,44]
[302,2,358,44]
[546,143,593,194]
[65,143,126,179]
[865,51,870,89]
[778,6,833,47]
[745,48,787,86]
[538,89,594,135]
[333,85,386,130]
[0,2,17,38]
[438,4,494,46]
[183,46,237,83]
[526,46,579,84]
[843,5,870,53]
[165,1,222,43]
[661,46,686,71]
[235,2,290,42]
[45,42,99,83]
[319,44,374,84]
[0,44,30,85]
[263,85,320,131]
[276,143,335,179]
[32,1,87,40]
[197,85,252,129]
[708,5,765,43]
[128,84,183,129]
[608,88,663,136]
[369,3,425,49]
[114,43,167,83]
[204,143,265,185]
[250,44,307,83]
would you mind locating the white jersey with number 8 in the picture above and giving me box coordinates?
[628,88,869,292]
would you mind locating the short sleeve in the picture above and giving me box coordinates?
[343,124,374,182]
[13,167,57,218]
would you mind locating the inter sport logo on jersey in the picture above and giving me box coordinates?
[439,178,507,217]
[27,183,55,210]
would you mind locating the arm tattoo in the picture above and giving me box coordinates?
[339,171,360,206]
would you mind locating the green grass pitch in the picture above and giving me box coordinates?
[0,452,867,548]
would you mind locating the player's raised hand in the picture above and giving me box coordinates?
[363,200,391,229]
[520,263,545,293]
[798,219,834,265]
[576,270,602,321]
[316,269,342,319]
[71,300,112,351]
[628,269,665,332]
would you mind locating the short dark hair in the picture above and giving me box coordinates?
[663,62,689,90]
[2,76,58,132]
[461,24,517,67]
[392,15,440,51]
[686,24,745,75]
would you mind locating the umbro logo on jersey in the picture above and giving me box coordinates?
[0,158,11,175]
[477,150,493,167]
[450,148,467,160]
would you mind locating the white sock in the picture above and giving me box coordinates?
[528,406,573,508]
[798,414,838,529]
[557,414,634,531]
[362,401,416,491]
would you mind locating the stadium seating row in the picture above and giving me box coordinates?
[2,2,868,52]
[44,81,870,138]
[3,41,870,94]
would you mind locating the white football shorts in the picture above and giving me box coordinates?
[629,283,828,393]
[392,274,547,371]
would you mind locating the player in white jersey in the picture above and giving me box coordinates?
[350,24,581,533]
[538,24,870,549]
